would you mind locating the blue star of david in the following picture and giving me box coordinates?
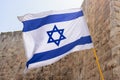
[47,25,66,46]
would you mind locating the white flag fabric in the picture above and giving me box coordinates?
[18,8,93,69]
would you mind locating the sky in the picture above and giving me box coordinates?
[0,0,84,32]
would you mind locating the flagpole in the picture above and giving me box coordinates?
[92,48,105,80]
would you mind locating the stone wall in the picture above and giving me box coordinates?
[82,0,112,80]
[83,0,120,80]
[0,31,25,80]
[0,31,85,80]
[0,0,120,80]
[110,0,120,79]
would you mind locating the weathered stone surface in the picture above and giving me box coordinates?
[113,66,120,80]
[83,0,120,80]
[0,31,85,80]
[110,0,120,80]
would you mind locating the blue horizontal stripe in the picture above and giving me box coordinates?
[23,10,83,32]
[26,36,92,68]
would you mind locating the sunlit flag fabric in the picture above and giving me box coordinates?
[18,8,93,70]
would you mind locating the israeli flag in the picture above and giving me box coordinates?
[18,8,93,69]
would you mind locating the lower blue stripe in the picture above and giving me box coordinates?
[27,36,92,68]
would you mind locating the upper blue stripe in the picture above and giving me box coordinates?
[26,36,92,68]
[22,10,84,32]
